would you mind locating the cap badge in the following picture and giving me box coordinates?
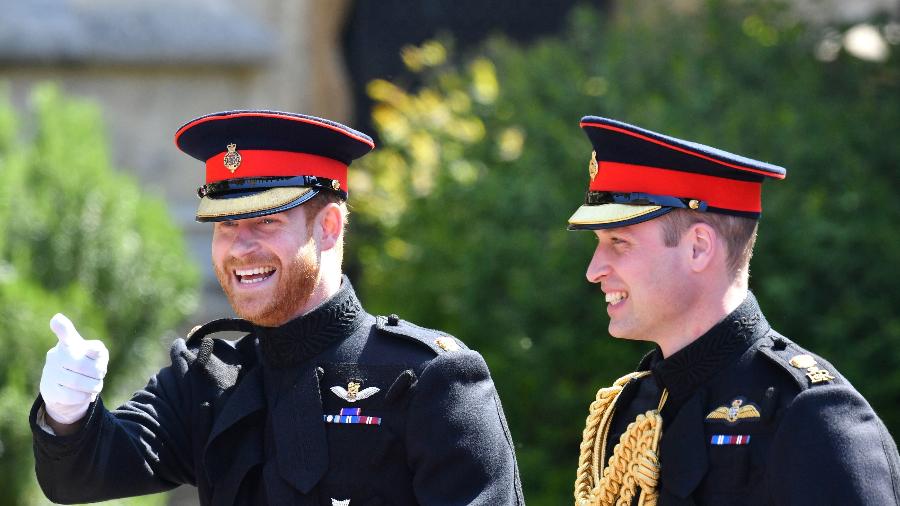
[332,179,341,191]
[789,354,835,384]
[330,381,380,403]
[588,150,599,181]
[705,397,761,424]
[223,143,242,173]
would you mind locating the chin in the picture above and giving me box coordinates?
[230,300,272,325]
[607,324,648,342]
[239,311,283,327]
[607,323,626,339]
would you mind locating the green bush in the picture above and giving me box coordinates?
[0,85,199,505]
[350,1,900,503]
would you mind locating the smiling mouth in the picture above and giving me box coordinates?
[234,266,276,284]
[605,291,628,305]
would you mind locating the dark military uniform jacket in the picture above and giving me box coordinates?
[604,293,900,505]
[30,277,524,505]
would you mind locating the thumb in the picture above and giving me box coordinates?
[50,313,85,348]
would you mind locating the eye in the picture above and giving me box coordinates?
[609,236,631,250]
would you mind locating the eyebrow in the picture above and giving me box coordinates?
[600,229,634,239]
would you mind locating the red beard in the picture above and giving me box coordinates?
[214,239,319,327]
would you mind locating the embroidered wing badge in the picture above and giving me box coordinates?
[330,381,380,403]
[705,398,761,425]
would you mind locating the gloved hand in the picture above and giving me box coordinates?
[39,313,109,425]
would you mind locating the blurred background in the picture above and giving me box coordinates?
[1,0,899,504]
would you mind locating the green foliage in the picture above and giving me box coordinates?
[0,84,199,505]
[350,1,900,503]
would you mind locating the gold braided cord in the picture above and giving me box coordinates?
[573,371,667,506]
[573,371,648,504]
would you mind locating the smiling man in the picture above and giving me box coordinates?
[30,110,523,505]
[568,117,900,506]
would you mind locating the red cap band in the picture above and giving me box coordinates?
[205,150,348,189]
[589,161,762,213]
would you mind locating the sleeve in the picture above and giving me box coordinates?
[405,349,524,506]
[767,384,900,505]
[29,339,199,504]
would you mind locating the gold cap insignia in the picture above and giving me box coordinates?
[332,179,341,191]
[329,381,380,403]
[688,199,701,210]
[223,143,242,173]
[789,354,835,384]
[588,150,599,181]
[435,336,459,352]
[705,397,761,424]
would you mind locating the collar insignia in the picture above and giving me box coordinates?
[223,143,242,173]
[705,397,761,425]
[330,381,380,403]
[588,150,599,180]
[789,354,835,384]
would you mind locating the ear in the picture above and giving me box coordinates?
[314,203,344,252]
[687,222,717,273]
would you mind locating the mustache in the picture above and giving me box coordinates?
[221,254,280,271]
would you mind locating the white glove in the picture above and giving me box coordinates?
[39,313,109,425]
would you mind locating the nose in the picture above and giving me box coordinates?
[585,245,611,283]
[228,224,259,258]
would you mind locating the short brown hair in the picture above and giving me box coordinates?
[301,192,349,233]
[657,209,758,282]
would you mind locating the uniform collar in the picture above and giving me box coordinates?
[642,292,770,404]
[255,275,366,368]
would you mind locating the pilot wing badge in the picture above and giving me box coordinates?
[330,381,380,403]
[705,397,761,425]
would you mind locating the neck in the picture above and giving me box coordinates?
[657,282,748,358]
[293,266,343,320]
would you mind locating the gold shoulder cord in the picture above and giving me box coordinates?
[574,371,669,506]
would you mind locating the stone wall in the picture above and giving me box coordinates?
[0,0,353,328]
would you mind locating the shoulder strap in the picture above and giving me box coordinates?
[374,314,468,355]
[758,332,839,391]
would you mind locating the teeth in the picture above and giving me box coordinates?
[235,267,276,276]
[239,276,268,284]
[605,291,628,304]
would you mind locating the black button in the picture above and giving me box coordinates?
[387,314,400,326]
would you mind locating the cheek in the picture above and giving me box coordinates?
[211,236,230,265]
[646,249,689,296]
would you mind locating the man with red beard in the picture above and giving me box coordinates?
[30,110,524,505]
[568,117,900,505]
